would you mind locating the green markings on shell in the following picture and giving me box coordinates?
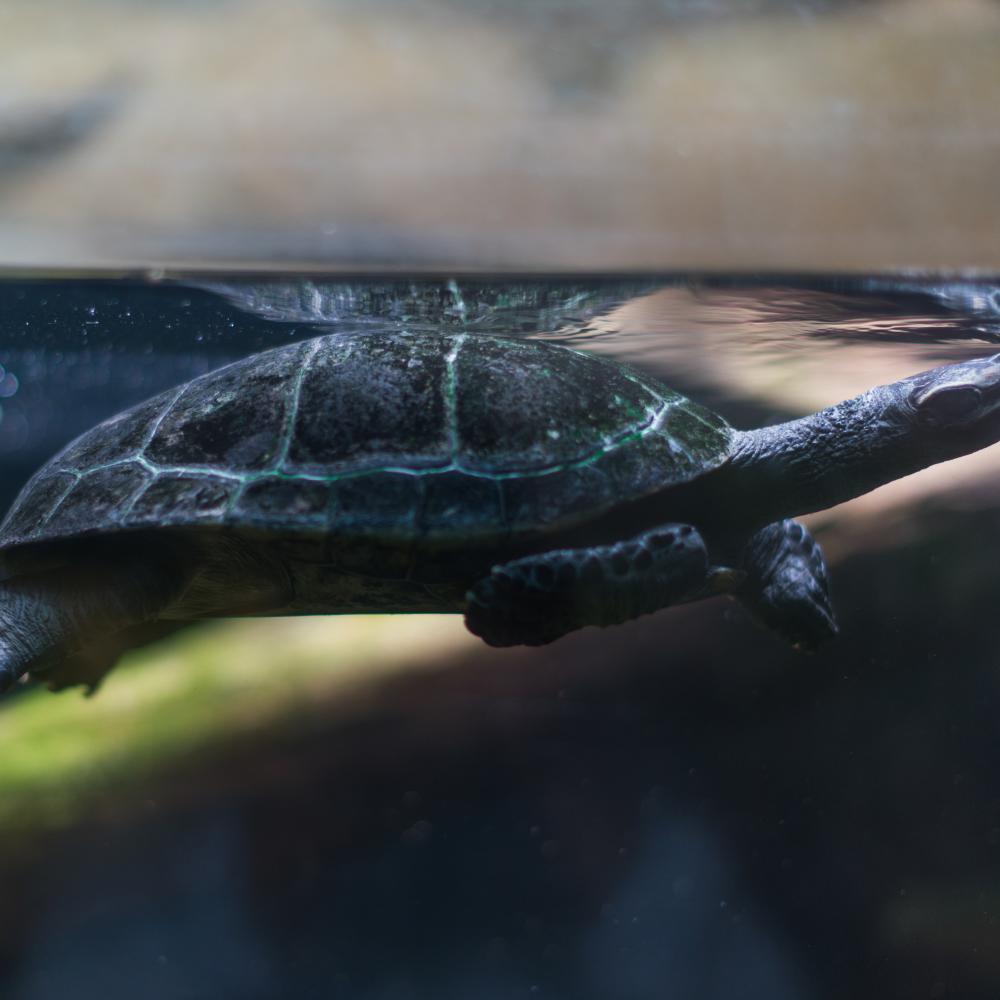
[420,471,504,535]
[44,464,152,536]
[128,473,238,526]
[660,400,731,455]
[328,473,424,537]
[0,333,733,550]
[146,342,305,472]
[235,477,331,527]
[453,335,664,472]
[56,394,168,472]
[499,462,610,533]
[285,334,454,474]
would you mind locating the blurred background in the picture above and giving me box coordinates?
[1,0,999,271]
[3,1,1000,999]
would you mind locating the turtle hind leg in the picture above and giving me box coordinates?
[0,548,194,695]
[736,518,838,651]
[464,523,710,647]
[41,621,193,695]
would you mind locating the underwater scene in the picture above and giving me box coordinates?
[2,274,1000,999]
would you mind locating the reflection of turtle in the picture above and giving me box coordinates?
[189,277,663,333]
[2,332,1000,694]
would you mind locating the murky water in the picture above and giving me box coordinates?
[2,273,1000,999]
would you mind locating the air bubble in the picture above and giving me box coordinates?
[0,371,20,398]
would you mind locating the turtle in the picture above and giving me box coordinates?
[2,331,1000,695]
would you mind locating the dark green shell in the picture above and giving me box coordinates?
[0,333,732,553]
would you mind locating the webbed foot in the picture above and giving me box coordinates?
[737,518,838,651]
[34,621,191,695]
[465,523,709,647]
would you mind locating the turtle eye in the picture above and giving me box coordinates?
[915,384,983,426]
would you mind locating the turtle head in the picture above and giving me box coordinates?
[728,352,1000,525]
[900,353,1000,454]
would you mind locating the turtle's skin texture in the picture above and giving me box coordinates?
[3,331,1000,694]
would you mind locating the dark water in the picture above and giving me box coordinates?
[2,273,1000,999]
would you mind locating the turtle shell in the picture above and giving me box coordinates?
[0,332,732,553]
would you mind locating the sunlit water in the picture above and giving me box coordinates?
[1,274,1000,1000]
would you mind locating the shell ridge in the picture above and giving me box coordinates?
[30,470,83,536]
[115,465,156,522]
[81,455,244,482]
[138,382,194,468]
[443,334,466,464]
[448,392,673,481]
[276,338,324,473]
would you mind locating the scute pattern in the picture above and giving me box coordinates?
[0,470,78,541]
[146,343,305,471]
[236,478,331,526]
[129,474,238,526]
[421,472,504,536]
[45,464,151,535]
[327,472,424,536]
[455,336,666,472]
[0,332,733,551]
[57,395,168,471]
[286,334,452,474]
[500,463,610,533]
[600,429,704,498]
[658,401,731,458]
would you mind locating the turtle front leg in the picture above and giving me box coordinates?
[465,524,710,647]
[735,518,838,651]
[0,548,193,694]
